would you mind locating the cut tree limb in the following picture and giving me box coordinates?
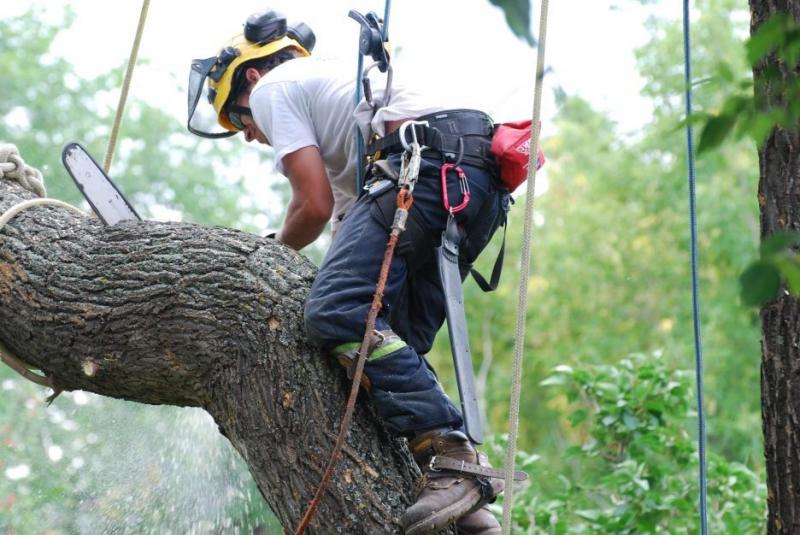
[0,178,433,533]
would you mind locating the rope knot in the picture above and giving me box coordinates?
[0,143,46,197]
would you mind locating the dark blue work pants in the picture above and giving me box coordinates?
[304,155,508,437]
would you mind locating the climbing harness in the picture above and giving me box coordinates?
[104,0,150,173]
[0,144,87,396]
[388,115,490,444]
[501,0,549,531]
[682,1,708,533]
[293,135,421,535]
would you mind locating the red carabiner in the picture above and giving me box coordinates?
[440,163,470,213]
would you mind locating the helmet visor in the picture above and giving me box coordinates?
[187,56,236,138]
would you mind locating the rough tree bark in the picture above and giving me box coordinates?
[0,178,428,534]
[751,1,800,533]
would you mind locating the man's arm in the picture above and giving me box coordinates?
[277,145,334,250]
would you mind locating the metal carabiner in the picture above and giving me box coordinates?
[363,62,393,111]
[440,162,471,214]
[399,120,430,153]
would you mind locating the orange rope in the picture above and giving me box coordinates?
[294,189,413,534]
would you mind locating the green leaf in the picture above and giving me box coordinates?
[564,445,583,458]
[760,231,800,257]
[785,40,800,66]
[568,408,589,426]
[488,0,535,46]
[540,374,566,386]
[674,111,711,135]
[697,113,737,154]
[739,260,781,306]
[575,509,601,521]
[774,256,800,296]
[716,61,736,83]
[721,94,752,115]
[622,413,641,430]
[744,110,781,146]
[746,14,790,65]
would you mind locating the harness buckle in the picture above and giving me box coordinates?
[428,456,441,472]
[399,120,430,153]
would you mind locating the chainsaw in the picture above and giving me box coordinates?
[61,142,141,225]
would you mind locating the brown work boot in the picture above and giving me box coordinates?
[401,429,504,535]
[455,504,501,534]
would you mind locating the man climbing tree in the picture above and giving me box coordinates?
[186,8,525,534]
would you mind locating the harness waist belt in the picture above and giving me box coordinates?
[368,109,496,166]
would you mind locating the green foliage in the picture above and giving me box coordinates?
[746,14,800,67]
[739,231,800,306]
[0,6,266,229]
[486,353,765,533]
[489,0,535,46]
[0,7,281,532]
[693,13,800,154]
[430,0,762,501]
[1,1,768,531]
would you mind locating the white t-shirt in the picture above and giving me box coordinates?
[249,56,447,230]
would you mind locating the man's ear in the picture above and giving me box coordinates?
[245,67,262,85]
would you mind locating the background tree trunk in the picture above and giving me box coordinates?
[0,179,424,534]
[751,1,800,532]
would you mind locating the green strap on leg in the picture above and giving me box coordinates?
[332,331,407,361]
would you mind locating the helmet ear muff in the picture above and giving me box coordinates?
[287,22,316,53]
[244,10,287,44]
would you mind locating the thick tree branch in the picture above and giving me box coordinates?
[0,178,425,533]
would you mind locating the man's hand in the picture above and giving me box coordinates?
[278,146,334,250]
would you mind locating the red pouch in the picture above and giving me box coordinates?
[490,120,545,192]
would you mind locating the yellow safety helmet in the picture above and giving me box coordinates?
[188,10,314,138]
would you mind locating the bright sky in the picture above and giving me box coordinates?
[4,0,667,129]
[4,0,677,225]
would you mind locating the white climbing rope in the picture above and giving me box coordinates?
[104,0,151,173]
[0,143,86,230]
[0,143,87,389]
[501,1,549,533]
[0,143,47,197]
[0,197,85,229]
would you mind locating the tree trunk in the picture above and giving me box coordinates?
[0,178,424,533]
[751,1,800,533]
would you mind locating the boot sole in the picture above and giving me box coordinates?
[403,487,486,535]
